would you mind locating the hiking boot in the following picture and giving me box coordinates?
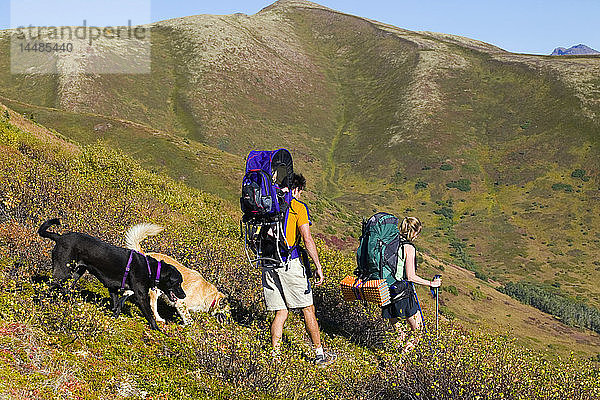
[313,351,336,367]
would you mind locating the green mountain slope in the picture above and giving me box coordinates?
[1,0,599,347]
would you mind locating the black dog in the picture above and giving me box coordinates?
[38,218,186,330]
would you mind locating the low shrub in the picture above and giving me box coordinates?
[571,169,585,179]
[444,285,459,296]
[415,181,428,190]
[470,287,485,301]
[474,270,489,282]
[551,183,573,192]
[446,179,471,192]
[434,207,454,220]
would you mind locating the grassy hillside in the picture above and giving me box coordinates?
[1,102,599,399]
[1,0,600,360]
[284,3,600,307]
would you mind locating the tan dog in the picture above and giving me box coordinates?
[124,223,230,324]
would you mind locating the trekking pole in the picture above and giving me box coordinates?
[430,275,442,337]
[411,282,437,353]
[436,290,439,334]
[411,282,427,334]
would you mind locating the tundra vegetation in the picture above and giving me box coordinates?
[1,101,599,400]
[0,0,599,326]
[1,0,600,397]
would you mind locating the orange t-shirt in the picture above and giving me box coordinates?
[285,198,311,248]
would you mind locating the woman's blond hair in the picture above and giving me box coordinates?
[399,216,422,241]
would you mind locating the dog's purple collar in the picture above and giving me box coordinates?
[121,250,162,291]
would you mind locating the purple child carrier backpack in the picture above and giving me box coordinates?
[240,149,294,267]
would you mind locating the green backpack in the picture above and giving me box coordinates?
[355,212,411,285]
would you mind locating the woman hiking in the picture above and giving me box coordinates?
[382,216,442,352]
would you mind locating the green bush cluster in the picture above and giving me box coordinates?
[434,207,454,220]
[443,285,459,296]
[448,239,479,273]
[446,179,471,192]
[432,199,481,274]
[499,282,600,334]
[415,180,428,190]
[474,270,489,282]
[571,169,590,182]
[551,183,573,192]
[470,287,485,301]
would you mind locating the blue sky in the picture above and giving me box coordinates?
[1,0,599,55]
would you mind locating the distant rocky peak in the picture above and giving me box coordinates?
[551,44,599,56]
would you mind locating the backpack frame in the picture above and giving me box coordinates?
[240,149,294,268]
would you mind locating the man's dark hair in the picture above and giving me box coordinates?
[291,173,306,191]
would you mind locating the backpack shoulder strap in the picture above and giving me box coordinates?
[282,196,304,253]
[398,237,413,259]
[396,237,414,280]
[383,233,402,280]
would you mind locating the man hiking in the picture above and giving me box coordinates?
[261,173,336,366]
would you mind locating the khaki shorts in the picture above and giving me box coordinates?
[262,257,312,311]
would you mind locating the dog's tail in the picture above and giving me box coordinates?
[124,223,164,253]
[38,218,61,241]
